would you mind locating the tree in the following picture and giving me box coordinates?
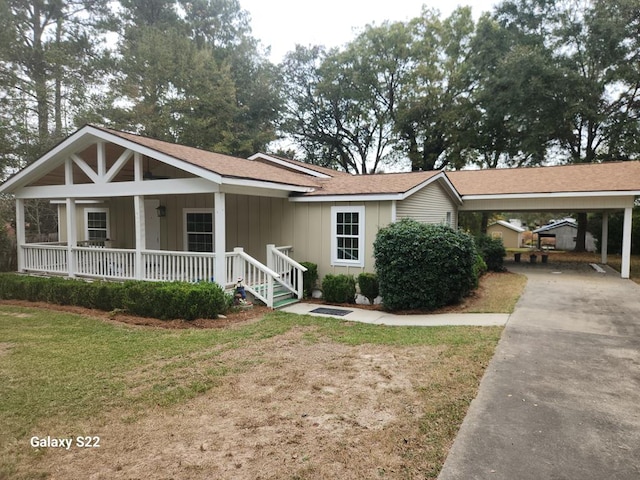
[479,0,640,251]
[280,24,407,175]
[100,0,280,157]
[0,0,113,160]
[395,7,477,171]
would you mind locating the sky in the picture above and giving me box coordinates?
[239,0,499,62]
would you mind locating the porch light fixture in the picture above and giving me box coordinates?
[156,205,166,217]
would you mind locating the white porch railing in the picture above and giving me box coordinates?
[22,244,68,274]
[75,247,136,279]
[18,244,304,308]
[142,250,217,283]
[267,244,307,300]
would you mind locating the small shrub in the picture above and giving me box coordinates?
[473,254,488,287]
[373,219,478,311]
[357,273,379,305]
[322,274,356,304]
[300,262,318,298]
[476,235,507,272]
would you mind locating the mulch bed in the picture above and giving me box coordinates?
[0,299,271,329]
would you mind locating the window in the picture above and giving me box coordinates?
[331,206,365,267]
[85,208,109,241]
[184,209,213,252]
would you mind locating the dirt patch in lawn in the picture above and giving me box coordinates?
[26,327,483,480]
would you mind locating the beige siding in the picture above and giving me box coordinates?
[396,181,458,227]
[283,201,394,279]
[487,224,521,249]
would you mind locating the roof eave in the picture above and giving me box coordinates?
[461,190,640,200]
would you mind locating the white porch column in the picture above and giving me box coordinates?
[134,195,146,280]
[66,198,77,277]
[601,212,608,265]
[15,198,26,272]
[621,207,632,279]
[214,192,226,288]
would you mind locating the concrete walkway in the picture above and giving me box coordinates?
[439,262,640,480]
[281,302,509,327]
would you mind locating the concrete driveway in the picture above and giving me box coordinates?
[439,262,640,480]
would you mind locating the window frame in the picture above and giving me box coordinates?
[183,208,215,252]
[331,205,365,267]
[84,208,110,242]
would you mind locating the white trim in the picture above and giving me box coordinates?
[290,193,404,203]
[331,205,366,268]
[490,220,526,233]
[402,173,462,204]
[16,177,220,199]
[50,200,104,205]
[104,149,133,183]
[84,207,110,241]
[183,208,215,252]
[391,200,397,223]
[71,154,99,183]
[248,153,332,178]
[221,176,314,193]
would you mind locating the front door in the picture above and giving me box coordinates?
[144,199,161,250]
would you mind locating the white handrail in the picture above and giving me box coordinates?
[268,245,308,300]
[230,248,281,307]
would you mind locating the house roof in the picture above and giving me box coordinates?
[447,161,640,196]
[299,170,444,197]
[489,220,526,233]
[532,219,578,234]
[248,152,351,178]
[3,126,640,206]
[97,127,321,189]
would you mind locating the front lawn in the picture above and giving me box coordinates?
[1,305,502,480]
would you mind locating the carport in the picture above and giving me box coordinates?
[447,162,640,279]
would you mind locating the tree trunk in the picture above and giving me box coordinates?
[574,212,588,252]
[480,212,490,235]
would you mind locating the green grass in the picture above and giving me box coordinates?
[0,305,502,479]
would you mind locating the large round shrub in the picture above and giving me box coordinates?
[373,219,478,311]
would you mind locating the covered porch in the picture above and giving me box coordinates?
[5,126,311,308]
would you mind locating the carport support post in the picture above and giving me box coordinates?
[601,212,608,265]
[621,207,632,279]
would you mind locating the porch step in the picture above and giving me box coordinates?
[250,283,299,309]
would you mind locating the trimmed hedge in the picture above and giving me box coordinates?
[300,262,318,298]
[373,219,478,311]
[357,273,379,305]
[0,274,230,320]
[321,274,356,304]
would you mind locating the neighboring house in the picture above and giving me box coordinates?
[533,219,597,252]
[487,220,525,249]
[1,125,639,307]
